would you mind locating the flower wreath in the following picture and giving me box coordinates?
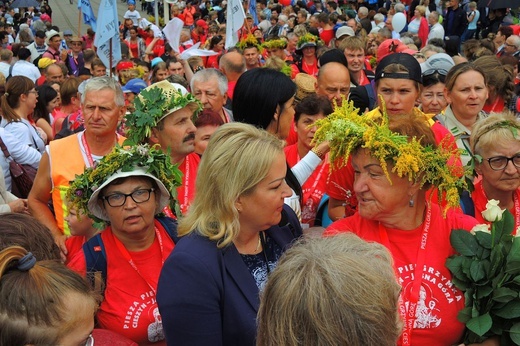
[124,82,203,145]
[296,33,323,50]
[67,144,183,225]
[312,97,467,211]
[262,37,288,49]
[237,34,264,53]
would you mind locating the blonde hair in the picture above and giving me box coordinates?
[178,123,285,247]
[257,234,402,346]
[470,111,520,155]
[0,246,98,345]
[415,5,426,16]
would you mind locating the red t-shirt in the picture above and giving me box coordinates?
[325,204,478,345]
[471,180,520,232]
[68,220,175,345]
[285,144,329,226]
[65,235,86,265]
[177,152,200,214]
[319,29,334,46]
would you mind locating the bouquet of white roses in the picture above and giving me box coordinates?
[446,200,520,345]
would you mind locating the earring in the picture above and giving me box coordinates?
[409,197,414,208]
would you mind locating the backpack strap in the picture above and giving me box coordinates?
[364,82,376,111]
[459,190,475,217]
[83,233,107,296]
[83,218,178,296]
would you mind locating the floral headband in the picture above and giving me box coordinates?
[312,98,466,212]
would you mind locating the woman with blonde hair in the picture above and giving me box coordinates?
[408,5,429,48]
[257,234,402,346]
[157,122,302,345]
[470,112,520,226]
[0,245,98,345]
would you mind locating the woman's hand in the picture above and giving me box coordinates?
[8,198,28,214]
[54,234,68,263]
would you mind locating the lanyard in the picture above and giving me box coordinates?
[182,155,191,211]
[479,183,520,233]
[111,225,166,294]
[379,204,432,346]
[80,131,95,168]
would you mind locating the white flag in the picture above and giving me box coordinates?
[225,0,246,49]
[163,18,185,53]
[94,0,121,68]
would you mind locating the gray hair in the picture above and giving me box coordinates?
[420,44,445,55]
[394,3,405,12]
[190,68,228,95]
[510,35,520,49]
[374,13,384,23]
[358,6,368,16]
[80,76,125,107]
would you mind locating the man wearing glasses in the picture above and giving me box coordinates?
[43,29,63,62]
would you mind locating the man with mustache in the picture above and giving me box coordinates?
[126,80,203,215]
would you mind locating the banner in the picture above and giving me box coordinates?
[77,0,97,32]
[249,0,258,25]
[225,0,246,49]
[94,0,121,67]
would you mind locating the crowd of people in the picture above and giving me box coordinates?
[1,0,520,344]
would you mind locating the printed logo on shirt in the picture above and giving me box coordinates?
[123,290,165,342]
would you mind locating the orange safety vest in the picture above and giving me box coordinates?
[49,132,125,235]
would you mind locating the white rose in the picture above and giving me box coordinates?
[481,199,505,222]
[470,224,491,235]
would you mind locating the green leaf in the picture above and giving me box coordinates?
[494,300,520,318]
[508,239,520,264]
[451,229,479,256]
[507,261,520,274]
[470,260,487,282]
[466,313,493,337]
[492,287,518,303]
[475,230,492,249]
[510,322,520,345]
[458,306,473,323]
[489,245,506,277]
[446,255,470,282]
[512,275,520,285]
[476,285,493,299]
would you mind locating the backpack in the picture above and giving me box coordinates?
[84,216,179,296]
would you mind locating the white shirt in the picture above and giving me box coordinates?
[27,41,48,63]
[11,59,41,82]
[124,9,142,26]
[0,61,10,79]
[428,22,445,42]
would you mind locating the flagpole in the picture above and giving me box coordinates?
[109,37,113,77]
[78,8,82,36]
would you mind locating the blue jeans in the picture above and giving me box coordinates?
[461,28,476,43]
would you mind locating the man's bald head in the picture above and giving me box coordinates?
[316,62,350,106]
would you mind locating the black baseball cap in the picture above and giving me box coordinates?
[375,53,422,84]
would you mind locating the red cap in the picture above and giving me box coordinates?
[116,61,134,72]
[376,39,408,63]
[196,19,208,29]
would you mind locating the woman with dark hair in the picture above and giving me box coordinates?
[233,68,330,220]
[205,35,224,69]
[439,61,488,165]
[284,94,332,227]
[150,61,169,84]
[473,55,517,116]
[33,84,59,141]
[0,76,43,192]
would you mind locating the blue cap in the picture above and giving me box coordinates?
[128,0,136,5]
[151,57,164,68]
[122,78,148,94]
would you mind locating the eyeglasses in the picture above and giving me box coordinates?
[506,43,517,48]
[71,42,83,46]
[102,188,155,207]
[486,154,520,171]
[27,90,38,95]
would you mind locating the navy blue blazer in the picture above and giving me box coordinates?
[157,205,302,346]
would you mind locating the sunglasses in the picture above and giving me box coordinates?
[422,68,449,78]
